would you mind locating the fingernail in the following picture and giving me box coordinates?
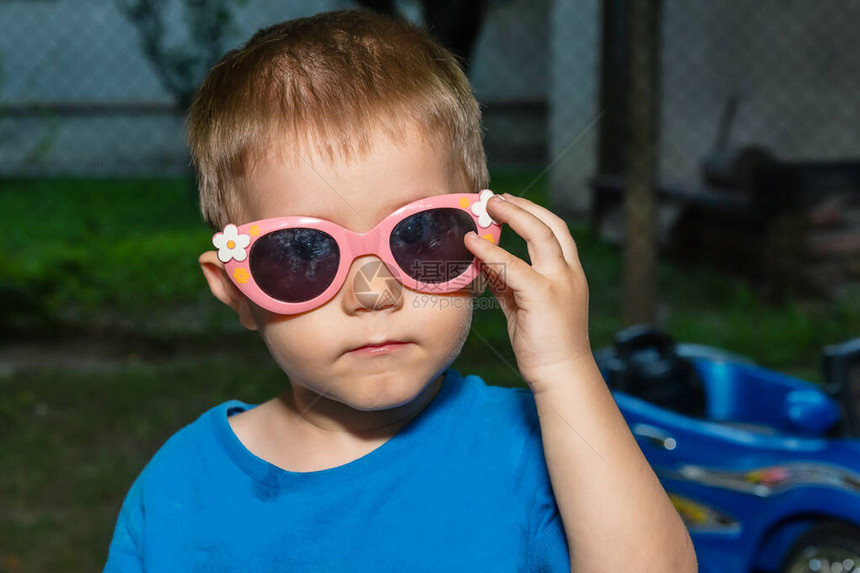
[465,231,478,240]
[493,194,506,201]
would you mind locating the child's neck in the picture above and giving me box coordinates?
[231,372,443,473]
[230,373,445,473]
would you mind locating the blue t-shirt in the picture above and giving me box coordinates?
[104,367,571,572]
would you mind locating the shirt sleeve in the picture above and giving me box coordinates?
[520,420,572,572]
[103,475,145,573]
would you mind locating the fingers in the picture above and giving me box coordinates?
[483,195,568,273]
[500,193,581,268]
[464,192,583,313]
[464,228,539,295]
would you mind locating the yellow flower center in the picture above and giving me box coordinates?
[227,240,236,249]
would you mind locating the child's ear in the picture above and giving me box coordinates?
[198,251,258,331]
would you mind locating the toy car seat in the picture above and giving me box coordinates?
[822,336,860,438]
[601,324,707,418]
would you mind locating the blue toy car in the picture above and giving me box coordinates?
[593,325,860,573]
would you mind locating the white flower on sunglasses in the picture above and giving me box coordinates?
[213,224,251,263]
[470,189,500,228]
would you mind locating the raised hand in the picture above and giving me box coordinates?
[464,192,592,393]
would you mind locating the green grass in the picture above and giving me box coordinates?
[1,177,217,334]
[2,171,860,570]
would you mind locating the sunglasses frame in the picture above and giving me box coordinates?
[212,189,502,315]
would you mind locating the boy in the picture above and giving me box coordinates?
[105,9,697,572]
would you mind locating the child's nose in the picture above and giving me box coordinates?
[342,255,404,313]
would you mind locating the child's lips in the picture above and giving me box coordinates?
[346,340,412,355]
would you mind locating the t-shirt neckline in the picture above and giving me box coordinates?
[211,367,462,485]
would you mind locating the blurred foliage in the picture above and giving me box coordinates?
[121,0,249,108]
[0,178,214,334]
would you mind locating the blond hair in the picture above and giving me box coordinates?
[187,9,489,230]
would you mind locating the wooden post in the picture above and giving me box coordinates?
[623,0,660,325]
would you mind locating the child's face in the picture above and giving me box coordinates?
[201,124,475,421]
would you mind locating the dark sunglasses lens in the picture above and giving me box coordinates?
[390,208,477,284]
[249,228,340,303]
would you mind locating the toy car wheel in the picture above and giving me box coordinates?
[780,521,860,573]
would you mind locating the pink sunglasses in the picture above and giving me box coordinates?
[212,189,502,314]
